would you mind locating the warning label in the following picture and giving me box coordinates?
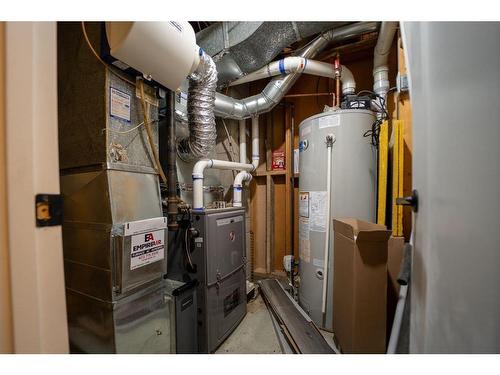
[130,229,164,270]
[110,87,131,122]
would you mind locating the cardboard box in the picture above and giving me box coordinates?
[332,218,391,353]
[386,236,405,342]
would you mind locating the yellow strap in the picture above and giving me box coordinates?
[377,120,389,225]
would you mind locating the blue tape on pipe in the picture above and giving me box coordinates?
[303,58,308,70]
[279,59,285,74]
[235,187,242,191]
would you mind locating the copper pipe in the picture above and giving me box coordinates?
[284,92,334,98]
[335,53,340,107]
[335,77,340,107]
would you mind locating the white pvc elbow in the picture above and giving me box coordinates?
[233,171,253,207]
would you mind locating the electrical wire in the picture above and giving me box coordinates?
[356,90,390,148]
[80,22,136,87]
[185,227,194,269]
[103,121,145,135]
[138,80,167,184]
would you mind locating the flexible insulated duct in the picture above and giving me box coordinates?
[178,50,218,161]
[214,22,379,120]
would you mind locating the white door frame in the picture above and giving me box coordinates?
[5,21,68,353]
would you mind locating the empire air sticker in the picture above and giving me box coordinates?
[110,87,131,122]
[130,229,165,270]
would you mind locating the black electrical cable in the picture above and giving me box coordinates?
[356,90,390,148]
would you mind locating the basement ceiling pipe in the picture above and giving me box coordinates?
[214,22,379,120]
[373,21,398,98]
[228,57,356,96]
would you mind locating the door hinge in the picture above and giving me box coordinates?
[35,194,63,227]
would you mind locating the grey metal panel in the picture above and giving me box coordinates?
[298,110,376,331]
[107,170,162,223]
[191,208,247,353]
[164,279,198,353]
[206,268,246,351]
[402,22,500,353]
[114,281,175,354]
[67,281,175,354]
[205,210,245,285]
[61,171,112,223]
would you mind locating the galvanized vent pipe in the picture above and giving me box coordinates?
[229,57,356,95]
[373,21,398,98]
[214,22,379,120]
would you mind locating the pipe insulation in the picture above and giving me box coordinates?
[229,57,356,95]
[214,22,379,120]
[178,50,218,161]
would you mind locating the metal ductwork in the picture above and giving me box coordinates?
[373,21,399,98]
[197,21,350,86]
[214,22,380,120]
[178,50,218,161]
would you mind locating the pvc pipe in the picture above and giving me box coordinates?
[321,134,335,315]
[229,58,356,96]
[239,119,246,164]
[251,116,260,169]
[192,159,255,210]
[192,116,260,210]
[233,171,253,207]
[387,284,408,354]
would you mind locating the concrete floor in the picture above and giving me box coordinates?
[215,294,282,354]
[215,291,338,354]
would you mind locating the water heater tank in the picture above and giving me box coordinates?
[106,22,200,90]
[298,109,376,331]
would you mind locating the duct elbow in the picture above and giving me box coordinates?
[340,65,356,95]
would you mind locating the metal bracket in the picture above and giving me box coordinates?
[35,194,63,227]
[396,189,419,212]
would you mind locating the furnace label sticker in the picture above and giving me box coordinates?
[299,192,310,218]
[310,191,328,232]
[299,217,310,263]
[130,229,165,270]
[110,87,131,122]
[216,216,243,226]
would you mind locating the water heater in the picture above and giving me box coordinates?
[298,109,376,331]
